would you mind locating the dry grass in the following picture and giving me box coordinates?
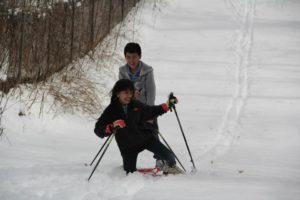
[0,0,165,129]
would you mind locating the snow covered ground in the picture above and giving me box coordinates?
[1,0,300,199]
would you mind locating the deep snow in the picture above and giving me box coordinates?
[1,0,300,200]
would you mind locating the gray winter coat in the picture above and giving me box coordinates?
[119,61,156,105]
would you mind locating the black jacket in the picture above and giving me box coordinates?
[94,100,167,154]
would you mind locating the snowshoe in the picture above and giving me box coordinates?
[137,167,163,177]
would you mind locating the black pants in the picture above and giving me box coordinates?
[122,138,176,173]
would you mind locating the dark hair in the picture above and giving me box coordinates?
[111,79,135,102]
[124,42,141,56]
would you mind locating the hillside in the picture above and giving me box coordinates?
[1,0,300,200]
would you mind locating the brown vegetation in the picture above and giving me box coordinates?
[0,0,139,93]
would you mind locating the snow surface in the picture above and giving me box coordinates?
[1,0,300,200]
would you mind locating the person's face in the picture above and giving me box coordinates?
[125,52,141,70]
[117,89,133,105]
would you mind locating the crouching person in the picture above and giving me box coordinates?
[94,79,183,174]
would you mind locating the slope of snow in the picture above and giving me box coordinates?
[1,0,300,200]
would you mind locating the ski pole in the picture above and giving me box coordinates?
[169,92,196,170]
[158,131,186,172]
[87,135,112,166]
[87,133,115,181]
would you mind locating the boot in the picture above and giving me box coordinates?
[162,164,184,175]
[155,159,166,169]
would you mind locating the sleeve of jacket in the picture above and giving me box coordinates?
[119,65,128,80]
[138,101,167,121]
[145,68,156,105]
[94,107,112,138]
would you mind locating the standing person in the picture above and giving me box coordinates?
[119,42,155,105]
[94,79,183,174]
[118,42,163,168]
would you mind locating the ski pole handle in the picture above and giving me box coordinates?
[168,92,176,112]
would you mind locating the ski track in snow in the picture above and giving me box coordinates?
[207,0,256,157]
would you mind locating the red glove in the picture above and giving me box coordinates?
[105,119,126,135]
[105,124,113,135]
[113,120,126,129]
[162,96,178,112]
[105,120,126,135]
